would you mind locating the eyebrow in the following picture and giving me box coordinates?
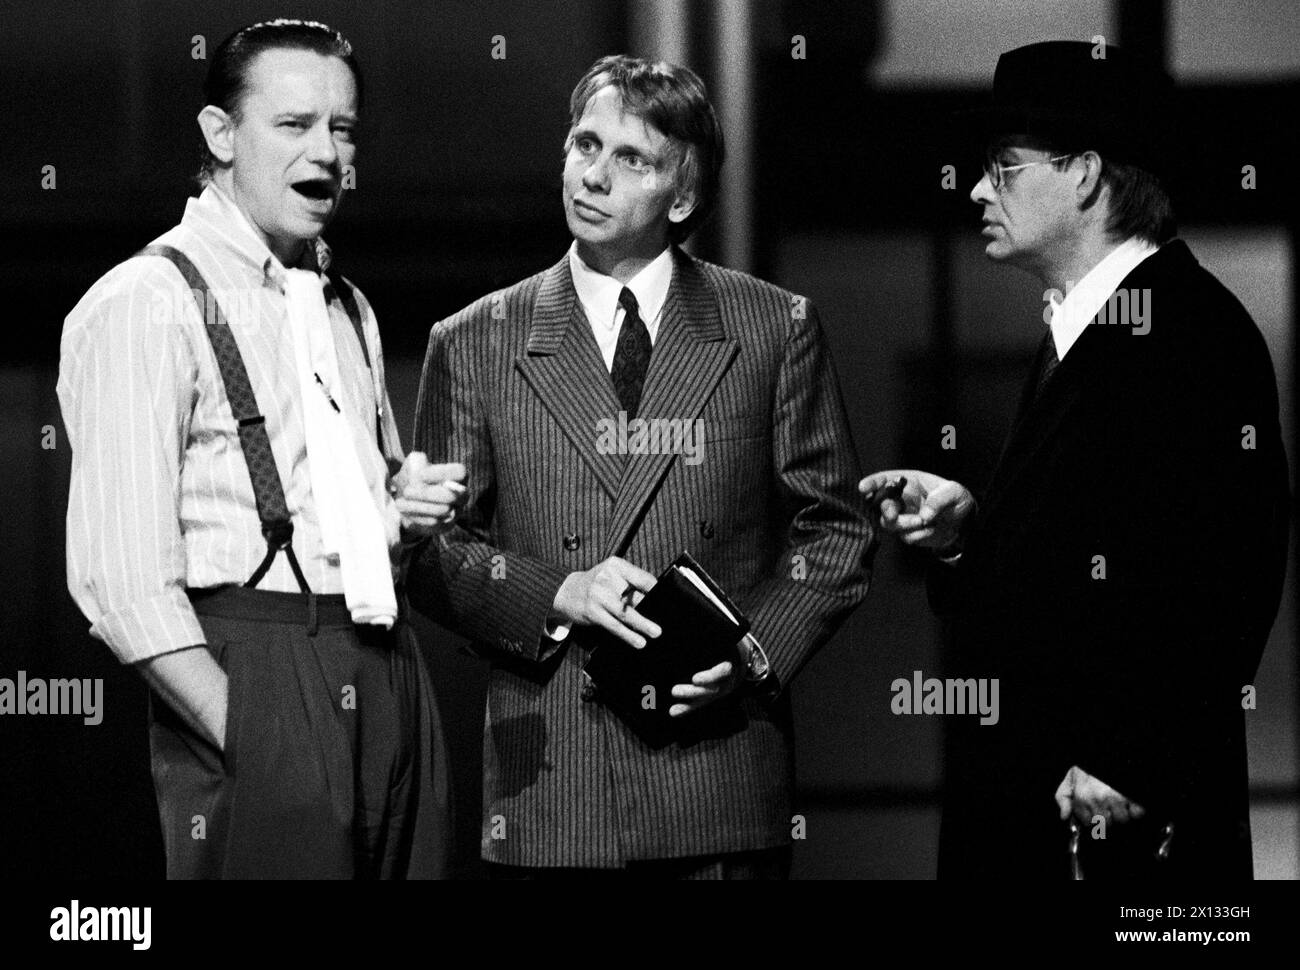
[273,110,358,124]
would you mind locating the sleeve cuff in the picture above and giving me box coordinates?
[933,535,965,565]
[91,588,207,665]
[739,632,771,681]
[544,618,573,642]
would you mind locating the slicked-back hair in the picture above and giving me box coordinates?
[198,19,361,185]
[567,54,724,244]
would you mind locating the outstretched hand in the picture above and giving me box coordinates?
[858,469,976,552]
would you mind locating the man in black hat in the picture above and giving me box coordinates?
[861,41,1289,879]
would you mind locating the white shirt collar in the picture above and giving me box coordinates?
[568,242,674,332]
[188,183,331,289]
[1048,236,1159,359]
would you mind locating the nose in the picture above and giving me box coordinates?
[581,152,610,193]
[305,121,340,167]
[970,171,996,205]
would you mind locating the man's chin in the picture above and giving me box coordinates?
[290,208,335,236]
[266,223,327,265]
[566,214,610,244]
[291,191,339,222]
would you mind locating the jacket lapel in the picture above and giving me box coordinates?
[977,239,1185,517]
[980,351,1085,522]
[601,249,740,558]
[979,241,1190,519]
[514,257,626,500]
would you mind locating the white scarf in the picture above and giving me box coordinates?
[283,268,397,628]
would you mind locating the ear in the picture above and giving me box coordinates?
[197,105,237,167]
[667,188,698,227]
[1074,150,1104,201]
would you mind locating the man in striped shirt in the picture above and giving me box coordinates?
[57,20,464,878]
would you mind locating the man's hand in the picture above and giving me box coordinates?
[669,660,741,717]
[551,556,662,649]
[390,453,467,537]
[136,646,228,751]
[858,468,976,551]
[1055,765,1146,827]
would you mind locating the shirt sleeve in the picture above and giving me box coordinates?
[56,259,208,665]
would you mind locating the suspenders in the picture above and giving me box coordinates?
[325,273,389,446]
[137,244,382,624]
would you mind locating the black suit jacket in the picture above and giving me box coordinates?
[935,240,1289,880]
[409,248,873,866]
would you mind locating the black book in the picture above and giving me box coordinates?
[582,551,750,748]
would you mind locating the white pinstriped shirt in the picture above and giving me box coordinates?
[57,185,404,665]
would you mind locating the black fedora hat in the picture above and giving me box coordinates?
[964,40,1175,178]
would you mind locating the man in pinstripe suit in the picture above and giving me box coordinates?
[409,55,873,878]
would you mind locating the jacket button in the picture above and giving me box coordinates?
[699,520,716,540]
[580,675,597,702]
[563,533,581,551]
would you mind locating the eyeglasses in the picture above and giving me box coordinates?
[983,154,1075,191]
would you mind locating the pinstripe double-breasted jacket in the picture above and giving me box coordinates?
[409,246,873,867]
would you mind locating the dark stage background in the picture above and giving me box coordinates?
[2,0,1297,879]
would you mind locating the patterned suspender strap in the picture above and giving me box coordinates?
[136,245,312,598]
[325,271,389,453]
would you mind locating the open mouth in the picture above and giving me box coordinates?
[292,179,335,202]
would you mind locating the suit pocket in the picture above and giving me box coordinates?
[210,638,240,777]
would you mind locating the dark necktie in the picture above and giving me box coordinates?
[1032,331,1061,404]
[611,287,652,419]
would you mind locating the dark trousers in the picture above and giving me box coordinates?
[488,846,792,881]
[148,587,450,879]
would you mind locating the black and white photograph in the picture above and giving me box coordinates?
[1,0,1297,951]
